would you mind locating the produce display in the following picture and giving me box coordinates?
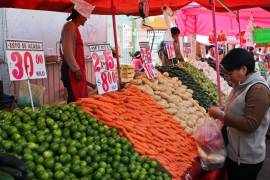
[187,59,232,96]
[76,86,198,179]
[0,105,169,180]
[130,72,206,135]
[200,58,232,86]
[157,66,215,109]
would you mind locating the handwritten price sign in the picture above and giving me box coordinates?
[89,43,118,94]
[139,42,158,79]
[165,41,176,60]
[5,40,47,81]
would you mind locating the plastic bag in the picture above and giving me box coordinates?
[17,81,45,107]
[193,118,226,171]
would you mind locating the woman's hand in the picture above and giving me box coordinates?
[208,106,225,120]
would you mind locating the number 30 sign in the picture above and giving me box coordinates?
[5,40,47,81]
[89,43,118,94]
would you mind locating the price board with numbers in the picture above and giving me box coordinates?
[165,41,176,60]
[89,43,118,94]
[139,42,158,79]
[5,40,47,81]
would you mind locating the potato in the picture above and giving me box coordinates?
[169,103,177,108]
[153,95,162,101]
[167,108,178,115]
[163,72,170,77]
[160,92,170,100]
[139,85,154,95]
[131,79,142,85]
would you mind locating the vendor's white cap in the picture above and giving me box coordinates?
[72,0,95,19]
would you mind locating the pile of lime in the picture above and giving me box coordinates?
[0,104,170,180]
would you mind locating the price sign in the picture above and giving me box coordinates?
[165,41,176,59]
[5,40,47,81]
[89,43,118,94]
[139,42,158,79]
[256,62,268,76]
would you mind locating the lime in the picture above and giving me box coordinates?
[54,162,63,171]
[143,163,150,170]
[115,148,122,155]
[68,146,77,155]
[45,134,53,143]
[80,166,89,176]
[35,164,45,174]
[114,155,121,161]
[53,129,62,137]
[121,156,129,164]
[71,165,80,174]
[97,167,105,174]
[122,171,130,179]
[43,150,53,158]
[148,168,156,174]
[28,142,39,150]
[39,171,49,180]
[46,118,54,126]
[150,160,158,168]
[26,161,35,171]
[26,171,35,179]
[60,154,71,164]
[2,140,13,150]
[62,128,70,138]
[54,170,65,180]
[35,156,44,164]
[44,158,55,169]
[99,161,107,168]
[62,166,70,174]
[23,153,33,161]
[13,144,23,154]
[59,146,67,154]
[93,154,101,162]
[94,172,103,179]
[78,148,87,159]
[50,143,59,152]
[91,162,99,170]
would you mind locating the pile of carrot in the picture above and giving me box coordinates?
[76,85,198,179]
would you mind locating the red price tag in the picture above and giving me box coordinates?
[6,50,47,81]
[165,42,176,59]
[89,43,118,94]
[139,42,157,79]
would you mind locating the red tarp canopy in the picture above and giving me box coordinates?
[0,0,270,15]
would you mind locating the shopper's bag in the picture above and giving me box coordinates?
[193,118,226,171]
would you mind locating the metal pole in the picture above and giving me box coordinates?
[210,0,223,108]
[111,0,122,88]
[237,10,242,47]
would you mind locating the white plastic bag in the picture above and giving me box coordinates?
[193,118,226,171]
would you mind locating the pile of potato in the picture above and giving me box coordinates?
[130,72,208,135]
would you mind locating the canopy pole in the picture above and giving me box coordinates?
[111,0,122,88]
[237,10,242,47]
[210,0,223,108]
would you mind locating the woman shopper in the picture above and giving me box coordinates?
[208,48,270,180]
[60,0,96,103]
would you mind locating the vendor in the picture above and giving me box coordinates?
[60,0,96,103]
[209,48,270,180]
[158,27,184,66]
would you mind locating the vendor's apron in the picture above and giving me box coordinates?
[61,28,88,102]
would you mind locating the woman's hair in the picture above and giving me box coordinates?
[66,9,81,21]
[221,48,255,74]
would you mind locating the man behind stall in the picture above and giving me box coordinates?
[158,27,184,66]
